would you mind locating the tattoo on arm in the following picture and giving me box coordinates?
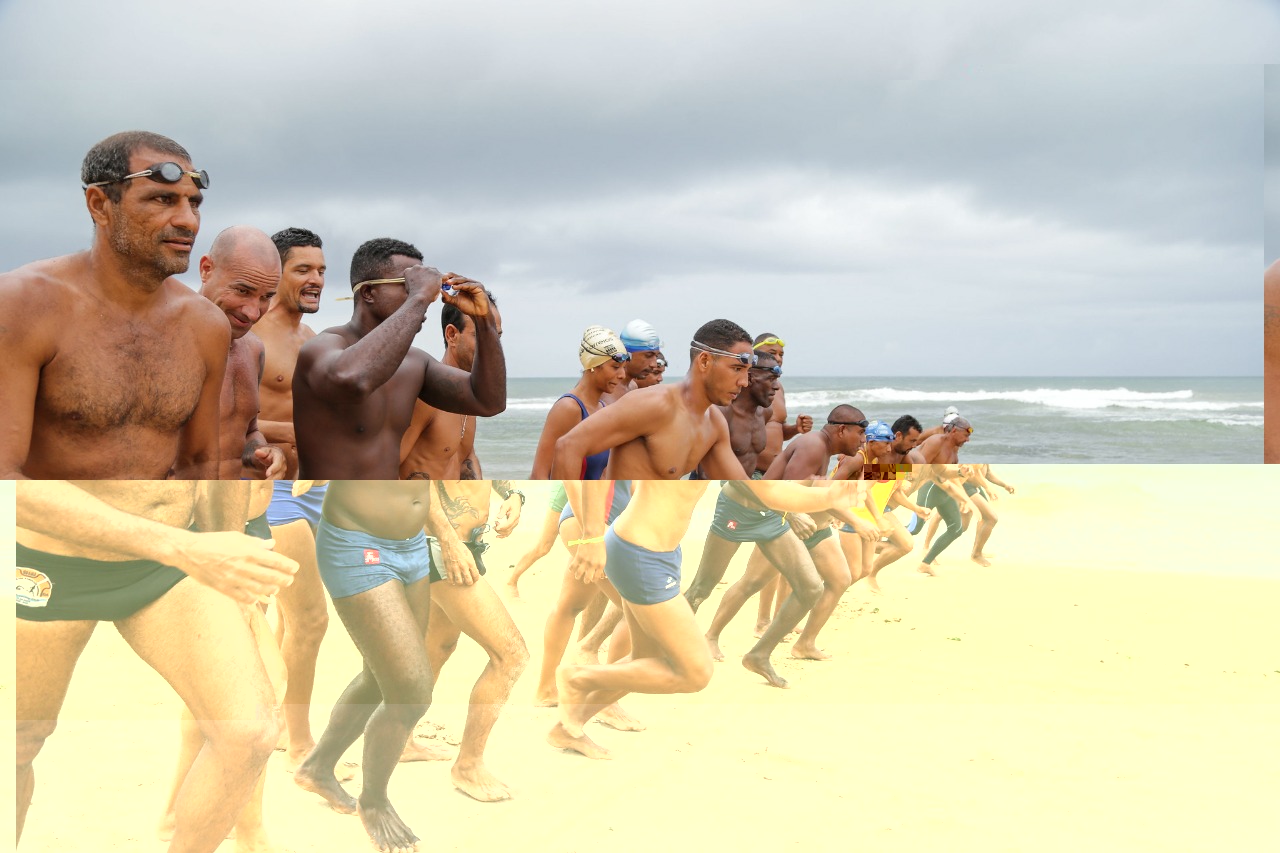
[493,480,513,498]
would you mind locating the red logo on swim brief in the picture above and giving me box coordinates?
[363,549,381,565]
[727,520,738,530]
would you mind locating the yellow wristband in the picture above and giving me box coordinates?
[568,536,605,547]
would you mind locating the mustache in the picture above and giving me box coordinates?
[159,228,197,241]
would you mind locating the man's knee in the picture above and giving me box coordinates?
[503,634,531,679]
[678,656,714,693]
[203,716,282,768]
[788,574,823,609]
[16,719,58,768]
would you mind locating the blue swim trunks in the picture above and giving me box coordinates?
[603,527,682,606]
[558,480,633,528]
[267,481,328,527]
[709,488,788,543]
[315,518,432,599]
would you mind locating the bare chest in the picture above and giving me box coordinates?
[37,317,207,433]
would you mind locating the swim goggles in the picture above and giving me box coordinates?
[84,162,210,190]
[338,277,454,301]
[752,337,785,350]
[691,340,758,366]
[829,418,869,429]
[750,364,783,377]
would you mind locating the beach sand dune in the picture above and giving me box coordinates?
[13,468,1280,852]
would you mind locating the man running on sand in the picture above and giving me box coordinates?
[256,227,326,478]
[399,479,529,801]
[763,404,869,479]
[196,226,287,480]
[547,479,862,758]
[552,319,755,480]
[292,237,505,478]
[293,481,440,853]
[0,130,227,479]
[399,296,504,480]
[905,417,977,575]
[16,481,298,853]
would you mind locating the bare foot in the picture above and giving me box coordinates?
[790,643,833,661]
[970,553,992,567]
[283,748,356,781]
[357,798,419,853]
[233,826,285,853]
[546,721,613,759]
[569,642,602,667]
[294,759,357,815]
[916,562,937,577]
[399,737,454,763]
[706,635,725,662]
[742,652,790,688]
[502,581,521,599]
[866,575,883,595]
[451,760,513,801]
[555,665,589,738]
[532,689,559,708]
[595,703,646,732]
[752,620,769,638]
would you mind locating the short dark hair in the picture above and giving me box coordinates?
[349,237,423,288]
[892,415,923,436]
[271,227,323,265]
[754,352,778,368]
[690,319,751,363]
[440,289,496,341]
[81,130,192,203]
[753,331,780,345]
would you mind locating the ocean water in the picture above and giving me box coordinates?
[472,376,1262,478]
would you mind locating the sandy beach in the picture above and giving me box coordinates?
[10,468,1280,852]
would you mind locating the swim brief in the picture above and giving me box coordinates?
[549,483,569,514]
[800,524,835,550]
[267,481,328,527]
[603,526,683,606]
[16,543,187,622]
[558,480,633,527]
[963,482,989,500]
[427,537,489,583]
[708,487,788,543]
[245,513,272,540]
[315,518,432,600]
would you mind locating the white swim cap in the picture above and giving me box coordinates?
[620,319,662,352]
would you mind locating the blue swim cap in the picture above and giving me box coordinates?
[620,319,662,352]
[865,421,894,442]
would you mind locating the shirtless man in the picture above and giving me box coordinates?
[613,318,663,398]
[764,404,869,479]
[256,227,326,478]
[399,296,504,480]
[293,238,505,479]
[1265,260,1280,463]
[552,319,756,480]
[405,479,529,801]
[0,130,227,479]
[293,481,440,853]
[751,333,813,475]
[547,478,863,758]
[253,229,332,765]
[905,417,978,575]
[921,463,1014,567]
[197,226,287,480]
[706,353,781,477]
[16,481,298,852]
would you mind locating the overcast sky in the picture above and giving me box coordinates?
[1,1,1273,377]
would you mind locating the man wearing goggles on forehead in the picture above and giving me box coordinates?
[764,404,869,479]
[552,318,754,480]
[0,130,228,480]
[751,332,814,477]
[291,237,506,479]
[692,352,782,479]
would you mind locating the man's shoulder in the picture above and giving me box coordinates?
[0,254,83,305]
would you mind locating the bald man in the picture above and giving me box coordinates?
[197,226,286,479]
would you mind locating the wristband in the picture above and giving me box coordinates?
[568,536,605,546]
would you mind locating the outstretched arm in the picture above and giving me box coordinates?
[552,390,670,479]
